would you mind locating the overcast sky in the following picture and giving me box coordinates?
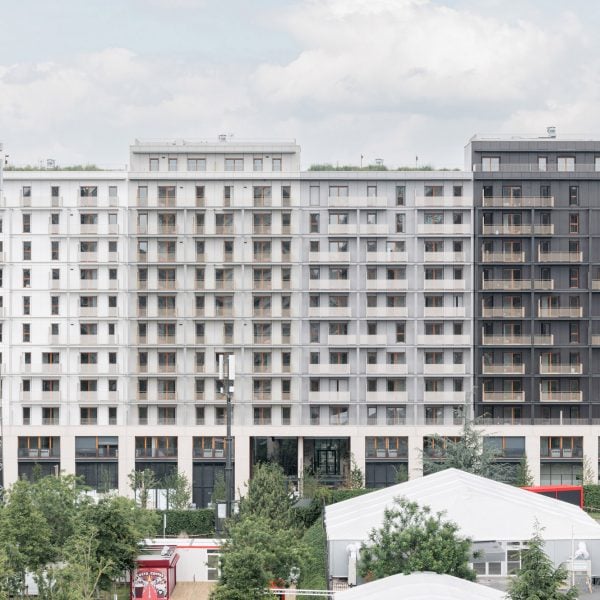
[0,0,597,169]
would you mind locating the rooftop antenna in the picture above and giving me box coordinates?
[360,154,364,168]
[416,155,419,168]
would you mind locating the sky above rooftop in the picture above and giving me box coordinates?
[0,0,597,169]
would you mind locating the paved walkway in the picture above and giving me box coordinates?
[171,582,216,600]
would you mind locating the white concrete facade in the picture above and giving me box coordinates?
[0,137,596,504]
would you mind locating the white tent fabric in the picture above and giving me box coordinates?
[335,572,506,600]
[326,468,600,543]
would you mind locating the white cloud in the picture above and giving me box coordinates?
[0,0,597,167]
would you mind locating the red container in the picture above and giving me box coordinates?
[522,485,584,508]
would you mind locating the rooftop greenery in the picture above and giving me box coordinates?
[308,163,460,171]
[5,164,104,171]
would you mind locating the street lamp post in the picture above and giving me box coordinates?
[218,353,235,519]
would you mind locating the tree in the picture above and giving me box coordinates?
[358,496,475,582]
[422,417,511,481]
[238,463,295,529]
[86,495,159,590]
[580,455,595,486]
[346,454,364,489]
[165,471,191,510]
[515,456,534,487]
[508,523,578,600]
[211,471,227,506]
[394,464,409,484]
[212,516,308,600]
[128,468,157,509]
[0,479,53,577]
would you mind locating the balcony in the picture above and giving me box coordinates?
[253,252,272,263]
[80,224,98,235]
[328,334,357,345]
[417,224,470,235]
[308,391,351,403]
[481,252,525,263]
[365,279,407,290]
[482,363,525,375]
[538,251,583,263]
[422,307,465,318]
[366,306,408,318]
[365,363,408,375]
[538,307,583,318]
[308,307,352,318]
[79,197,97,207]
[157,279,176,290]
[424,252,466,263]
[482,224,533,235]
[158,363,177,373]
[328,224,357,235]
[18,448,60,459]
[423,391,466,403]
[158,253,177,263]
[482,334,531,346]
[157,335,176,344]
[359,334,387,345]
[309,279,351,290]
[80,252,98,263]
[540,391,582,402]
[539,362,583,375]
[482,196,554,208]
[415,196,470,207]
[158,224,177,235]
[423,279,465,290]
[417,334,470,346]
[366,251,408,263]
[423,364,466,375]
[79,307,98,317]
[328,195,388,208]
[534,279,554,290]
[309,251,350,263]
[366,391,408,403]
[534,334,554,345]
[308,364,352,375]
[482,279,531,291]
[80,334,98,345]
[360,224,388,235]
[481,307,525,318]
[157,391,177,401]
[482,391,525,402]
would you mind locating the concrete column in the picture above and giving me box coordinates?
[408,434,423,480]
[350,434,366,485]
[234,433,250,499]
[178,433,194,496]
[61,434,75,477]
[525,432,541,485]
[119,433,136,498]
[583,434,598,484]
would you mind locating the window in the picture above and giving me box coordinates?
[149,158,159,171]
[51,296,59,315]
[396,214,405,233]
[51,241,59,260]
[389,185,404,206]
[23,296,30,315]
[569,213,579,234]
[80,186,98,198]
[187,158,206,171]
[538,156,547,172]
[23,269,30,288]
[253,157,263,171]
[569,186,579,206]
[558,156,575,172]
[272,157,282,171]
[453,185,463,197]
[396,322,406,343]
[225,158,244,171]
[22,241,31,261]
[482,157,500,172]
[22,213,31,233]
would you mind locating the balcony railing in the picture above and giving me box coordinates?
[539,391,582,402]
[481,307,525,318]
[482,196,554,208]
[482,363,525,375]
[423,251,465,263]
[481,252,525,263]
[539,362,583,375]
[482,279,531,290]
[541,448,583,459]
[482,391,525,402]
[538,251,583,263]
[18,448,60,458]
[538,307,583,318]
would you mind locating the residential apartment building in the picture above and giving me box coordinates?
[1,134,598,505]
[469,135,600,486]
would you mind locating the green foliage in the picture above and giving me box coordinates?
[128,468,157,509]
[211,471,227,504]
[394,464,409,484]
[584,485,600,511]
[508,523,578,600]
[296,520,327,597]
[86,495,159,590]
[238,463,295,529]
[5,164,103,171]
[346,454,364,489]
[358,497,475,582]
[515,456,534,487]
[0,479,53,574]
[153,509,215,536]
[580,455,595,486]
[308,163,388,171]
[164,471,192,510]
[422,417,512,482]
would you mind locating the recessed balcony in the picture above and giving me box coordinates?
[482,279,531,291]
[308,307,352,318]
[423,307,466,318]
[417,334,470,346]
[423,364,466,375]
[481,306,525,318]
[482,391,525,402]
[423,279,466,290]
[365,363,408,375]
[539,390,582,402]
[424,252,466,263]
[538,251,583,263]
[482,363,525,375]
[481,196,554,208]
[417,224,470,235]
[365,391,408,403]
[308,391,351,403]
[481,252,525,263]
[482,334,531,346]
[308,364,352,375]
[365,279,407,290]
[539,362,583,375]
[415,196,470,207]
[309,279,351,290]
[366,251,408,263]
[309,251,350,263]
[537,307,583,318]
[423,391,466,403]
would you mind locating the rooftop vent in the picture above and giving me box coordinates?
[218,134,227,142]
[546,126,557,138]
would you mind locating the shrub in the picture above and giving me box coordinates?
[153,509,215,537]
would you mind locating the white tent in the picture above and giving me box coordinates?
[335,572,506,600]
[326,468,600,543]
[325,469,600,579]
